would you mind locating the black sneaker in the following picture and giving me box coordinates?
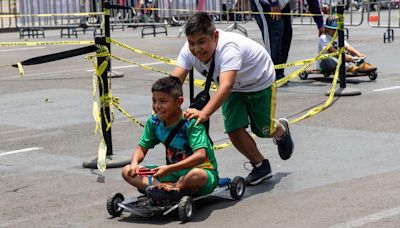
[275,118,294,160]
[145,184,185,206]
[244,159,273,186]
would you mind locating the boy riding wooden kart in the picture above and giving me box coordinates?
[106,77,245,222]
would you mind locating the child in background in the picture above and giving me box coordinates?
[317,15,377,75]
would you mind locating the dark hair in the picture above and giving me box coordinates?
[185,12,215,37]
[151,76,183,99]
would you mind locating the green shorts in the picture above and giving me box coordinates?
[222,85,277,137]
[145,165,218,196]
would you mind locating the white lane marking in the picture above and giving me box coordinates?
[0,147,42,157]
[0,128,30,135]
[0,46,46,53]
[86,61,165,72]
[329,206,400,228]
[373,86,400,92]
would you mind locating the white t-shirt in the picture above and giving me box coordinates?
[176,30,275,93]
[317,33,349,67]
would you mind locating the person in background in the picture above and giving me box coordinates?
[250,0,325,81]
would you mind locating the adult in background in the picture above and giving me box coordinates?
[250,0,324,80]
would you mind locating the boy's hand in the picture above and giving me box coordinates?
[271,6,281,20]
[128,164,139,177]
[152,165,170,179]
[184,108,209,125]
[318,27,325,36]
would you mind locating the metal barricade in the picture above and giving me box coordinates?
[17,0,84,27]
[292,0,365,27]
[225,0,250,36]
[0,0,18,31]
[366,0,400,42]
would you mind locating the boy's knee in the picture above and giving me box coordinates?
[228,128,245,142]
[186,168,208,185]
[121,165,130,179]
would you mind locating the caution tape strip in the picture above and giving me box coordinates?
[0,40,95,47]
[0,8,324,19]
[0,12,104,18]
[134,7,323,17]
[290,47,344,123]
[274,51,339,70]
[91,46,114,173]
[112,97,145,128]
[111,39,177,65]
[110,54,171,76]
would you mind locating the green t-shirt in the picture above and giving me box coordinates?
[139,114,218,176]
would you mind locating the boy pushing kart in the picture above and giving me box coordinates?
[122,76,218,205]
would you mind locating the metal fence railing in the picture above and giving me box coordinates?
[0,0,398,42]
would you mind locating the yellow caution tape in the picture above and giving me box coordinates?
[91,46,112,173]
[111,39,177,65]
[112,97,145,128]
[0,12,104,18]
[290,47,344,123]
[110,54,171,76]
[97,138,107,173]
[0,40,95,47]
[274,51,339,70]
[136,7,323,17]
[16,62,24,77]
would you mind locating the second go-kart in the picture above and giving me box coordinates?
[299,68,378,81]
[106,169,246,223]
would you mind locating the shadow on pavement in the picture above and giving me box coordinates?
[244,172,292,196]
[114,173,292,224]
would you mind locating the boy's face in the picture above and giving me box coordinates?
[187,30,219,63]
[325,28,336,36]
[152,91,183,122]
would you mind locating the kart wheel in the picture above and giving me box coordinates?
[299,72,308,80]
[107,192,124,217]
[323,72,331,78]
[230,176,245,200]
[178,196,194,223]
[368,71,378,80]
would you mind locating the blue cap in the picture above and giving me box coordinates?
[325,16,338,30]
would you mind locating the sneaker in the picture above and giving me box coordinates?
[244,159,273,186]
[145,184,185,206]
[358,62,377,73]
[275,118,294,160]
[346,65,359,75]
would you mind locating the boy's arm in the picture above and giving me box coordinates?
[345,45,366,59]
[306,0,325,35]
[127,145,149,177]
[171,66,190,85]
[153,148,207,178]
[185,70,237,125]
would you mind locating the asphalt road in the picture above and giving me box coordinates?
[1,12,400,227]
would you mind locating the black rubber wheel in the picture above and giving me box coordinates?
[368,71,378,80]
[299,72,308,80]
[178,196,194,223]
[230,176,245,200]
[106,192,124,217]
